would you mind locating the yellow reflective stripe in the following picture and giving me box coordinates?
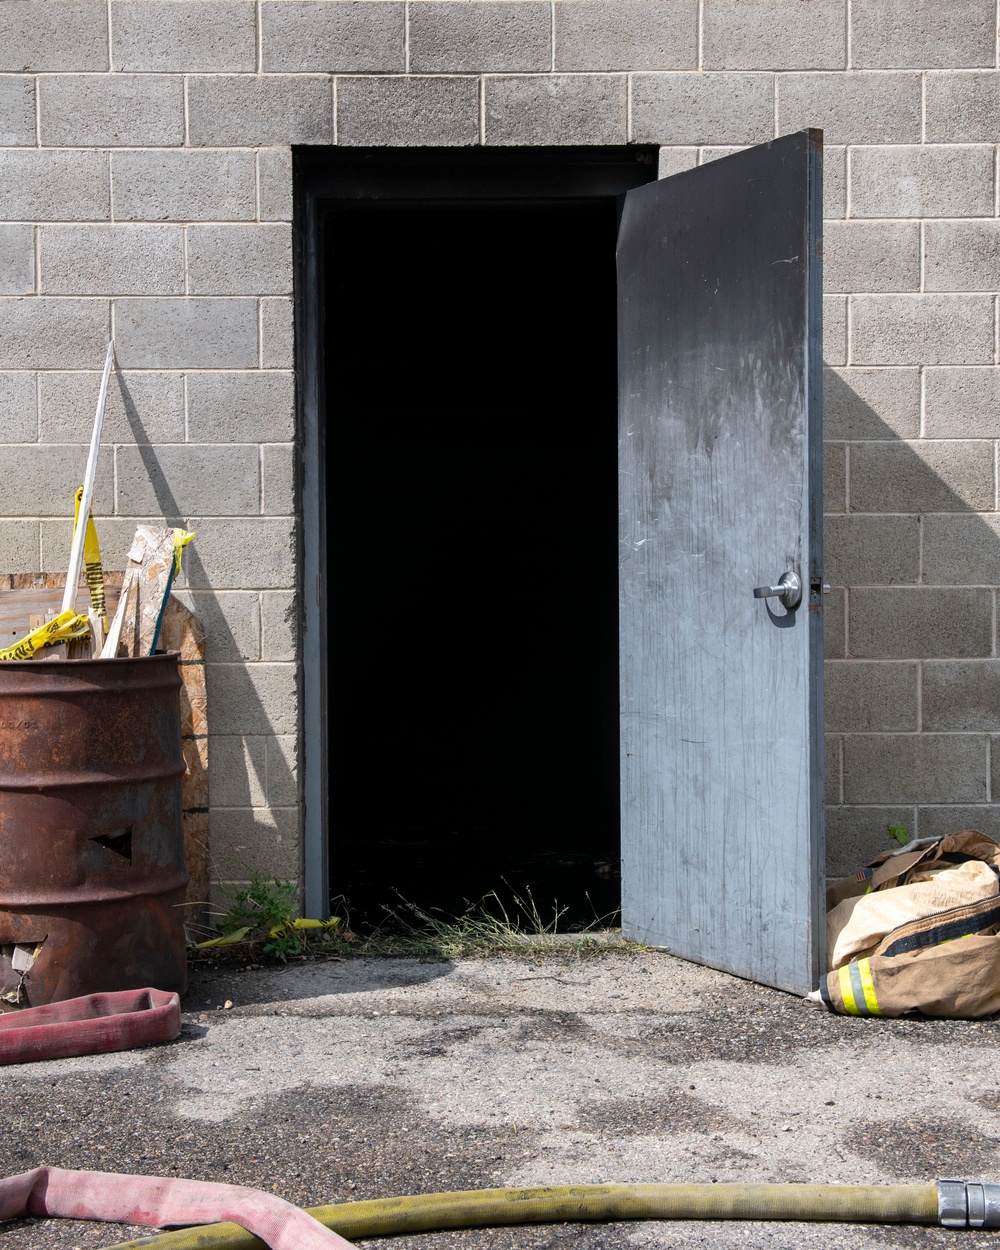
[857,958,882,1016]
[838,964,860,1015]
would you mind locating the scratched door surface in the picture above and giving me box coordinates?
[618,130,824,995]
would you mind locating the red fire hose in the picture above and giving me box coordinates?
[0,988,181,1065]
[0,1167,354,1250]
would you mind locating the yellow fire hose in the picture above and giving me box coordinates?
[99,1179,989,1249]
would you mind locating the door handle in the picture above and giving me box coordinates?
[753,570,802,610]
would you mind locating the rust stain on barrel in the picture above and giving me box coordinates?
[0,652,188,1005]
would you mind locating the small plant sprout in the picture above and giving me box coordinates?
[888,823,909,847]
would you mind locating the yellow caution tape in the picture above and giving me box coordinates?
[73,486,107,624]
[268,917,341,940]
[191,926,253,950]
[0,609,91,662]
[172,528,195,577]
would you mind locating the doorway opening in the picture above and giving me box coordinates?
[299,149,658,930]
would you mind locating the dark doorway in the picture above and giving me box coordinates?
[302,149,657,930]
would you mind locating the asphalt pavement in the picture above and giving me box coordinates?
[1,949,999,1249]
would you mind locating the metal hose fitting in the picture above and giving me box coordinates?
[939,1180,1000,1229]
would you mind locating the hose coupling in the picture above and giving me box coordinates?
[938,1180,1000,1229]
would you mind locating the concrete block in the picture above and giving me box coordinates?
[825,734,841,803]
[0,298,108,370]
[188,74,333,146]
[0,521,40,574]
[826,660,918,732]
[850,439,994,513]
[825,515,920,587]
[0,444,113,516]
[923,661,1000,732]
[39,370,185,443]
[184,517,295,590]
[208,735,266,808]
[851,144,994,219]
[825,805,915,877]
[40,225,184,296]
[925,221,1000,293]
[258,149,293,222]
[851,294,994,367]
[699,146,748,163]
[485,74,626,146]
[116,444,260,516]
[266,735,298,806]
[824,145,846,219]
[0,151,109,222]
[919,804,1000,841]
[703,0,846,70]
[843,733,988,804]
[823,294,846,366]
[0,1,108,71]
[823,367,920,440]
[923,515,1000,586]
[823,440,845,512]
[112,151,257,223]
[339,75,479,146]
[0,76,37,146]
[113,298,258,369]
[554,0,696,70]
[657,147,699,179]
[849,588,993,659]
[0,226,35,297]
[926,71,1000,144]
[187,371,294,443]
[262,444,295,516]
[823,221,918,295]
[925,367,1000,439]
[824,588,845,657]
[261,591,297,662]
[631,73,773,146]
[851,0,994,69]
[777,72,920,145]
[188,225,293,297]
[173,589,261,663]
[39,74,184,146]
[210,805,299,879]
[112,1,255,72]
[207,662,298,735]
[261,1,403,72]
[0,373,37,443]
[410,2,550,72]
[260,298,294,369]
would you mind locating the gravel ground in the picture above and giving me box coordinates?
[1,949,999,1249]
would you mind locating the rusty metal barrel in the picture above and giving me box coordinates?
[0,653,188,1005]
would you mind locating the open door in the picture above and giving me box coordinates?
[618,129,824,994]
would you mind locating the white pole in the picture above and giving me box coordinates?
[61,341,115,615]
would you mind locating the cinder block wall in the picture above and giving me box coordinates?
[0,0,997,897]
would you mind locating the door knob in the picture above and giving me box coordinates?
[753,570,802,610]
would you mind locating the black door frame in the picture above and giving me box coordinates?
[294,146,658,917]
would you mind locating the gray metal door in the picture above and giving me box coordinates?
[618,129,824,995]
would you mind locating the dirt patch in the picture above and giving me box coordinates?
[577,1091,733,1136]
[844,1114,1000,1178]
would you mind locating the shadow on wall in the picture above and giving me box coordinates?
[117,370,297,908]
[822,365,1000,877]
